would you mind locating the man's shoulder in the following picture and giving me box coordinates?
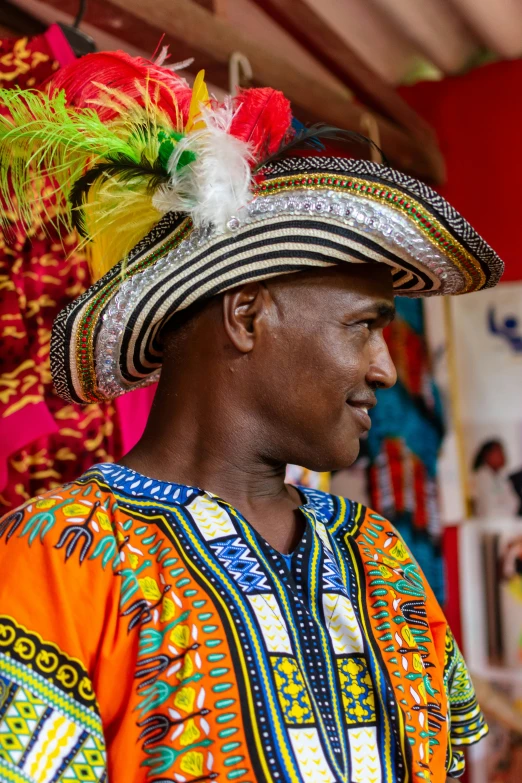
[0,464,118,553]
[302,486,407,546]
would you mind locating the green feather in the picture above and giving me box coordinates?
[0,87,182,237]
[0,88,130,228]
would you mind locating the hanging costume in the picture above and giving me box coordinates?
[0,51,503,783]
[0,33,156,514]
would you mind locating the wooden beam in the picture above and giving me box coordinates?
[108,0,445,182]
[449,0,522,59]
[26,0,444,182]
[369,0,479,74]
[0,0,47,35]
[249,0,437,142]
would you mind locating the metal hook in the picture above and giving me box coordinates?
[229,51,253,96]
[73,0,87,28]
[57,0,96,56]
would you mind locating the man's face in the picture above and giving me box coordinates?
[247,264,397,472]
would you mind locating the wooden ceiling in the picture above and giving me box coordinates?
[3,0,522,183]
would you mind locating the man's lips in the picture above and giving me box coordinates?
[346,397,377,430]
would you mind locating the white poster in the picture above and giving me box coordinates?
[452,281,522,515]
[453,282,522,783]
[424,296,466,523]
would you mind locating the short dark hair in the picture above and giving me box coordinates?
[160,297,214,344]
[472,439,503,471]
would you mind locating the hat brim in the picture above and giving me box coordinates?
[51,157,503,404]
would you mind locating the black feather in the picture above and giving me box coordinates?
[70,152,169,237]
[255,123,389,171]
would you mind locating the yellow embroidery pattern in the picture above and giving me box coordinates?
[272,656,314,724]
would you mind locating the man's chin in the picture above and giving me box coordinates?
[330,443,361,473]
[293,438,361,475]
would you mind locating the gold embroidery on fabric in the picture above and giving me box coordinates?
[0,38,50,83]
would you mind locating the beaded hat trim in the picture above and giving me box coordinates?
[51,156,503,404]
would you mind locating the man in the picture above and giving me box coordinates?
[0,52,501,783]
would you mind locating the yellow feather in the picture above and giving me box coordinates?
[82,182,163,281]
[185,70,210,133]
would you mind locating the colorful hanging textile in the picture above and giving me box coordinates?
[0,33,155,513]
[0,25,67,89]
[367,298,446,603]
[0,463,486,782]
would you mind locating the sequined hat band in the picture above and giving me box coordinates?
[51,156,503,404]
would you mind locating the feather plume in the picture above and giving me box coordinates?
[153,98,253,232]
[290,117,324,149]
[81,179,163,281]
[0,88,128,229]
[0,56,311,281]
[69,153,168,235]
[255,123,389,171]
[185,70,210,133]
[0,84,181,278]
[230,87,292,161]
[49,50,193,125]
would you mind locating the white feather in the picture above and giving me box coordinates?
[154,47,194,74]
[153,98,253,233]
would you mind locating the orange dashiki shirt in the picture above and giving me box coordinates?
[0,463,487,783]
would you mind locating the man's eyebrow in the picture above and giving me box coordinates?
[376,303,396,322]
[345,301,396,322]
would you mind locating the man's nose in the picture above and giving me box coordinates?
[366,339,397,390]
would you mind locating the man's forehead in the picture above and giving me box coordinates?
[270,264,395,307]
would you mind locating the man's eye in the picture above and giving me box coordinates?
[342,319,374,330]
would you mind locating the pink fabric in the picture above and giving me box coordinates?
[0,385,157,492]
[0,383,158,498]
[44,23,76,69]
[0,403,58,491]
[115,384,157,455]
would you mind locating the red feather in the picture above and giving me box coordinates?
[230,87,292,161]
[48,50,193,125]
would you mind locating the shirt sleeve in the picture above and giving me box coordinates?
[443,629,488,777]
[413,549,489,776]
[0,484,134,783]
[401,527,489,778]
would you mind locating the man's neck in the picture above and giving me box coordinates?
[119,389,305,553]
[122,433,289,503]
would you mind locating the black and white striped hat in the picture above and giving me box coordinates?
[51,155,504,404]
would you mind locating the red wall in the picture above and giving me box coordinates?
[400,60,522,283]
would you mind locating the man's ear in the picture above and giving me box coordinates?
[222,283,272,353]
